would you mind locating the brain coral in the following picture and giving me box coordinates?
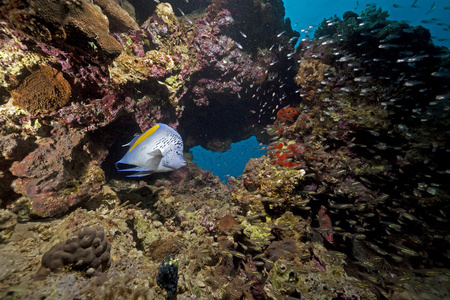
[34,226,111,281]
[10,65,71,115]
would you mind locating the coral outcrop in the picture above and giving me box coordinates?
[276,107,299,123]
[93,0,139,33]
[34,225,111,281]
[0,0,122,64]
[10,65,71,115]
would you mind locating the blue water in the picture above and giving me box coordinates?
[189,136,267,182]
[283,0,450,49]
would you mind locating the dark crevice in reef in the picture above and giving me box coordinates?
[178,93,261,151]
[97,116,142,181]
[127,218,146,253]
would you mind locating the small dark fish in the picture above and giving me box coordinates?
[390,243,419,256]
[379,43,402,49]
[404,80,423,86]
[426,2,437,14]
[431,70,450,78]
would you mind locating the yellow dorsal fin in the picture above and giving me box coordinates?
[129,124,160,152]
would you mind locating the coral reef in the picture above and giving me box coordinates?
[10,65,72,115]
[0,33,51,91]
[0,2,449,300]
[0,209,17,242]
[34,225,111,281]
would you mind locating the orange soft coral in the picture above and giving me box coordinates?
[276,107,299,123]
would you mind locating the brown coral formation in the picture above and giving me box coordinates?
[0,0,122,63]
[34,225,111,281]
[216,215,241,235]
[93,0,139,33]
[10,65,71,115]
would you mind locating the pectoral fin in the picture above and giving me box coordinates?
[147,149,163,158]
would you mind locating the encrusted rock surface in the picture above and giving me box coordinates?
[0,209,17,243]
[10,127,107,217]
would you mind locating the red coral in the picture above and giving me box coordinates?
[276,107,299,123]
[274,142,283,150]
[271,142,300,167]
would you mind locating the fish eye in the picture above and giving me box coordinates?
[176,150,182,155]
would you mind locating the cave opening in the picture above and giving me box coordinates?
[177,91,270,181]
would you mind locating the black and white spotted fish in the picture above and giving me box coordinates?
[116,123,186,177]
